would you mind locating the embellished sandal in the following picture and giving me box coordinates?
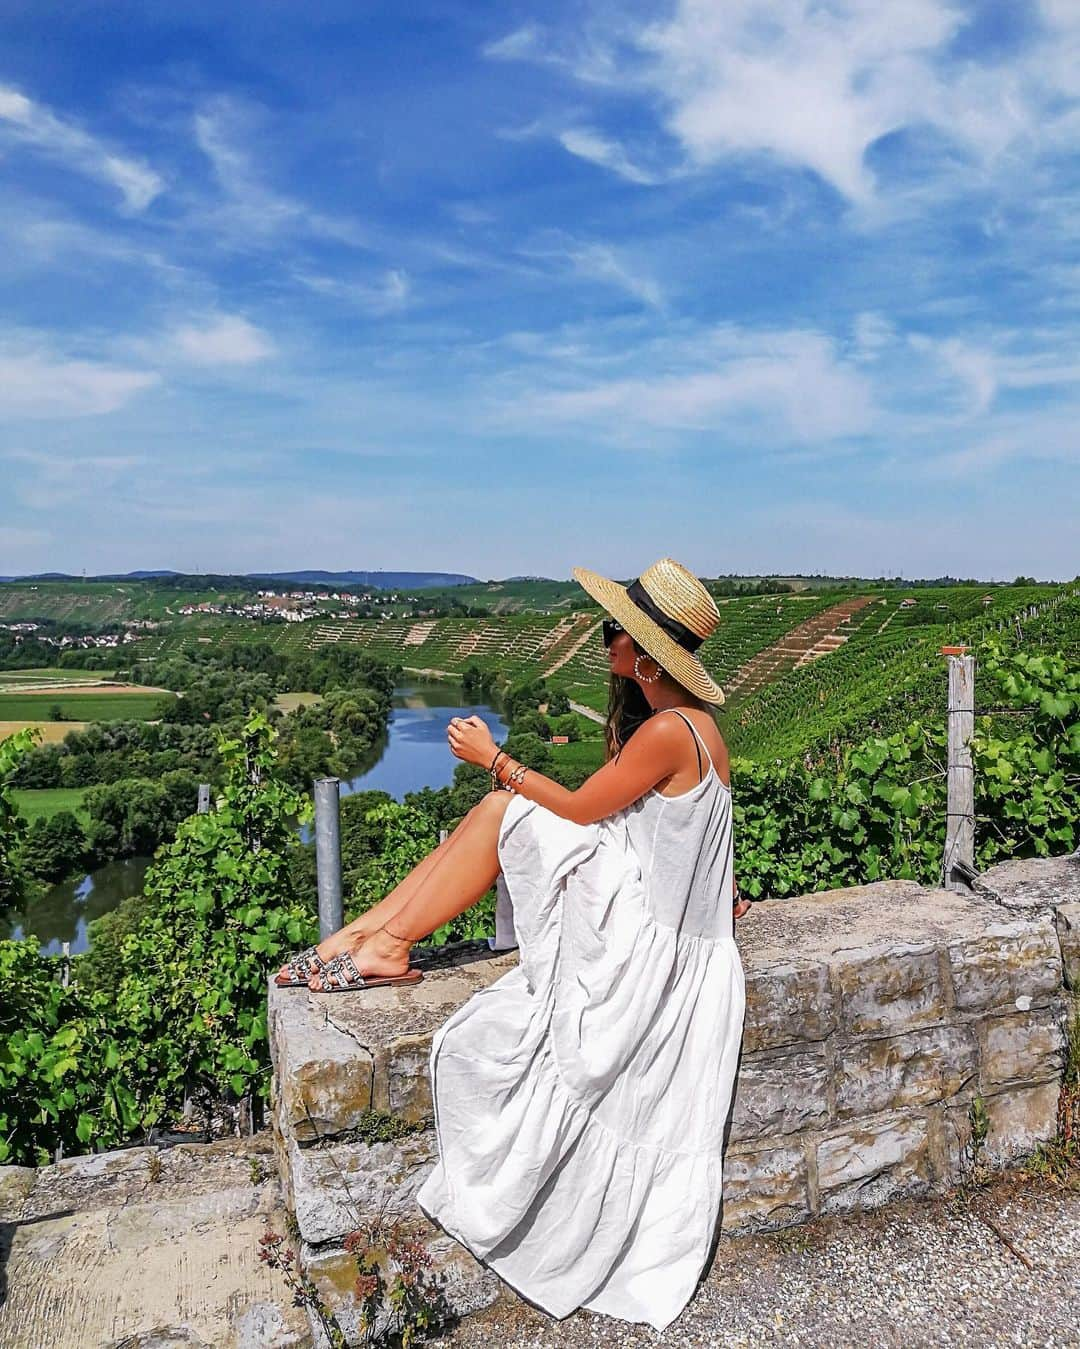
[309,950,423,993]
[274,945,331,988]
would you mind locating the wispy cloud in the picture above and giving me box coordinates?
[0,84,162,211]
[0,340,159,418]
[167,314,275,366]
[294,268,412,315]
[500,325,875,445]
[557,128,661,185]
[191,96,367,248]
[3,447,145,509]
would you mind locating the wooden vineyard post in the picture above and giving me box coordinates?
[197,783,211,814]
[314,777,344,939]
[941,647,975,890]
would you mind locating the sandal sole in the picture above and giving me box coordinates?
[311,969,424,993]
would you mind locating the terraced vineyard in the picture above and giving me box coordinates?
[119,580,1076,762]
[725,583,1076,760]
[544,592,850,711]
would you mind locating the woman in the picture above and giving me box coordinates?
[277,557,748,1332]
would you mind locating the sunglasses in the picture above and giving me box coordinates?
[602,618,625,648]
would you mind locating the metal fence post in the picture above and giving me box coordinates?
[941,646,976,890]
[314,777,344,939]
[197,783,211,814]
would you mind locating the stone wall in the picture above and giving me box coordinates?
[267,854,1079,1342]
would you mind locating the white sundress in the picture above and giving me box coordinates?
[416,709,746,1332]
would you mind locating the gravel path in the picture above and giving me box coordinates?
[442,1173,1080,1348]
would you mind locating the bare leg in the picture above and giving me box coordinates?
[278,804,489,978]
[309,791,511,987]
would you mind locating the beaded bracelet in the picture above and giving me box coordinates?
[506,762,528,791]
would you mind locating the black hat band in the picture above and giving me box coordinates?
[625,578,705,653]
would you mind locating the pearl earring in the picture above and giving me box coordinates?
[634,653,661,683]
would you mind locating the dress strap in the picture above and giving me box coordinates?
[664,709,713,783]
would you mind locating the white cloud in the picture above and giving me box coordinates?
[495,2,1080,208]
[851,312,896,362]
[294,268,412,315]
[0,349,159,418]
[483,25,545,62]
[192,97,367,248]
[0,84,162,211]
[512,326,874,443]
[3,448,145,509]
[169,315,275,366]
[567,244,664,309]
[557,128,660,186]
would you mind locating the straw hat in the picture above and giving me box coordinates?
[572,557,725,706]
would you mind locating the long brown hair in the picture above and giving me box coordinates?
[604,639,716,762]
[604,637,655,762]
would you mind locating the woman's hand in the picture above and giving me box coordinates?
[447,714,499,769]
[733,879,752,920]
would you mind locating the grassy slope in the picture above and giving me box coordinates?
[12,787,90,823]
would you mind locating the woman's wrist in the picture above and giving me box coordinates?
[490,749,511,791]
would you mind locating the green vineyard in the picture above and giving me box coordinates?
[113,580,1080,762]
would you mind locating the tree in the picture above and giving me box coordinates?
[106,711,316,1123]
[0,729,38,919]
[24,810,88,881]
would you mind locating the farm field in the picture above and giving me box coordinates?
[0,690,170,722]
[0,720,91,744]
[10,787,90,823]
[273,691,324,712]
[0,667,116,690]
[544,739,606,774]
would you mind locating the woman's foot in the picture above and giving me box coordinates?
[307,928,414,991]
[275,917,380,985]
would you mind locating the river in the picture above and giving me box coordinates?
[11,678,508,956]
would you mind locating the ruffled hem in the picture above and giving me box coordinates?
[418,1009,723,1331]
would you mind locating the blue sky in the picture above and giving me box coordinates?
[1,0,1078,581]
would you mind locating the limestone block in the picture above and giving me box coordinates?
[0,1165,36,1220]
[109,1331,210,1349]
[835,1024,978,1118]
[816,1114,935,1215]
[947,917,1062,1011]
[302,1218,501,1346]
[231,1301,308,1349]
[978,854,1080,913]
[269,983,374,1143]
[833,944,948,1036]
[1055,903,1080,989]
[383,1033,435,1123]
[983,1081,1062,1162]
[944,1081,1062,1174]
[719,1143,810,1233]
[979,1008,1067,1088]
[742,961,835,1053]
[729,1048,830,1140]
[286,1128,438,1245]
